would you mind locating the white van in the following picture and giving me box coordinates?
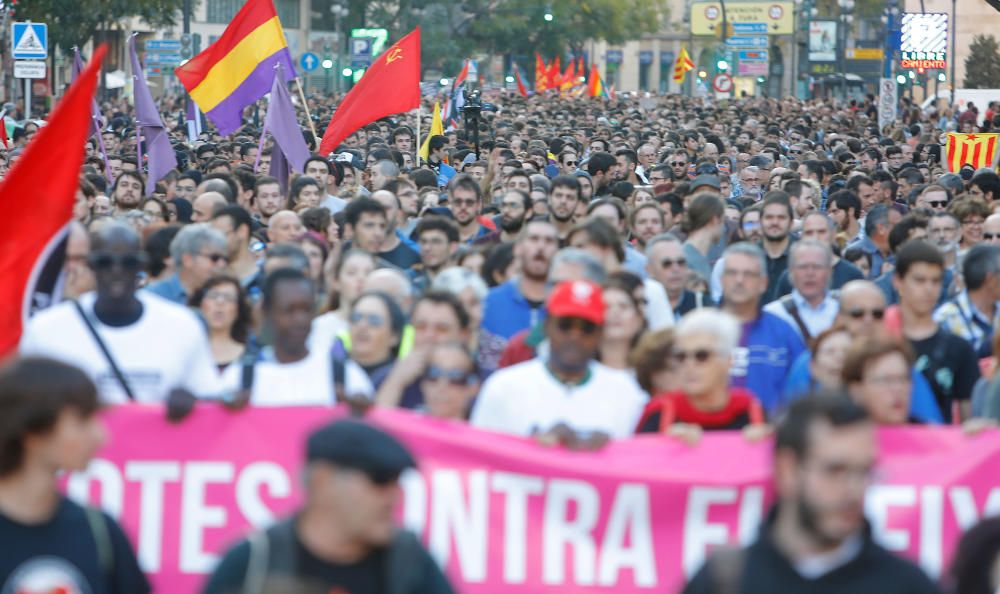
[921,89,1000,125]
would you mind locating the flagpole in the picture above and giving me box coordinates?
[415,102,422,167]
[293,78,319,148]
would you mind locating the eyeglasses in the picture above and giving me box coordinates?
[554,317,599,335]
[927,200,948,208]
[984,233,1000,240]
[660,258,686,268]
[205,290,238,303]
[846,308,885,320]
[423,365,476,386]
[88,252,147,271]
[349,312,387,327]
[200,252,229,264]
[866,374,911,388]
[742,221,761,231]
[671,349,717,365]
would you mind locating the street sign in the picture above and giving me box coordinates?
[739,61,769,76]
[145,39,181,51]
[726,35,769,48]
[145,66,163,78]
[639,50,653,65]
[11,22,47,59]
[732,22,769,34]
[300,52,319,72]
[144,52,181,65]
[878,77,897,131]
[14,60,45,79]
[738,49,769,61]
[847,48,884,60]
[712,73,734,93]
[691,2,794,35]
[349,37,372,68]
[606,49,623,64]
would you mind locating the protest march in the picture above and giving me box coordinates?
[1,0,1000,592]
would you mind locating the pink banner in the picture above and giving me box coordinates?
[65,406,1000,593]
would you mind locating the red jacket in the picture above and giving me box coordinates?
[636,388,765,434]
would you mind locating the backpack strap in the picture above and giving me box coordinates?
[331,354,347,404]
[244,530,270,594]
[73,300,136,401]
[780,296,812,341]
[657,398,677,434]
[240,343,262,392]
[84,506,114,578]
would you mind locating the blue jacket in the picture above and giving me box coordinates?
[782,351,944,423]
[729,311,806,413]
[145,273,188,305]
[481,279,546,341]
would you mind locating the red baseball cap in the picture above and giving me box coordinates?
[546,280,605,325]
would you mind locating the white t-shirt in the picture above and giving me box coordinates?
[19,292,221,404]
[470,358,647,438]
[308,311,348,356]
[219,347,372,406]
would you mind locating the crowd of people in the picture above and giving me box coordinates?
[3,87,1000,592]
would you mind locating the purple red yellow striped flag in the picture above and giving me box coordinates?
[175,0,296,135]
[945,133,1000,173]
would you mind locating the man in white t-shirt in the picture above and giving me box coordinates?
[471,280,647,444]
[19,223,220,412]
[220,268,373,406]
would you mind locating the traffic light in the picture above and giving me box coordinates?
[180,33,192,60]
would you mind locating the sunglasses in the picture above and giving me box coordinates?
[554,317,599,335]
[88,252,147,271]
[349,312,387,327]
[984,233,1000,240]
[564,161,578,166]
[846,308,885,320]
[671,349,717,364]
[670,161,686,167]
[424,365,476,386]
[660,258,686,268]
[927,200,948,208]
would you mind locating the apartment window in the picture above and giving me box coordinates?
[206,0,241,23]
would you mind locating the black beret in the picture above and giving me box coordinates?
[306,419,416,483]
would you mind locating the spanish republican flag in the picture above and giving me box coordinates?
[673,46,695,83]
[535,53,548,92]
[945,133,1000,173]
[175,0,296,136]
[319,28,421,154]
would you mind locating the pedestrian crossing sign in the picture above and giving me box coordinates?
[12,22,47,60]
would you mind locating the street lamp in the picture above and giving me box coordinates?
[838,0,855,102]
[330,1,348,94]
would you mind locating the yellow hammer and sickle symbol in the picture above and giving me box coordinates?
[386,48,403,64]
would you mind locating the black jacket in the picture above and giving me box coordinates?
[682,506,939,594]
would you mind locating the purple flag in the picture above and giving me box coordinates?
[268,138,292,195]
[264,61,309,189]
[128,35,178,195]
[74,48,112,182]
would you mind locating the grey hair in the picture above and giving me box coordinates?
[548,247,607,284]
[802,210,835,233]
[372,159,400,178]
[722,242,767,277]
[265,242,310,273]
[675,308,741,355]
[644,232,684,257]
[432,266,489,301]
[789,238,833,269]
[169,223,226,267]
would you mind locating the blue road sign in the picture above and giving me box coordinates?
[738,49,769,62]
[145,52,182,65]
[726,36,769,48]
[12,22,47,59]
[300,52,319,72]
[145,39,182,51]
[350,37,372,68]
[606,49,623,64]
[732,22,768,34]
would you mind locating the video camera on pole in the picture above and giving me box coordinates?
[459,88,497,159]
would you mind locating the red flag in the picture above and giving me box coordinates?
[547,56,561,90]
[513,64,529,97]
[0,45,107,357]
[535,53,548,92]
[319,28,421,155]
[0,122,8,149]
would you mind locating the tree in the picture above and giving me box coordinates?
[964,34,1000,89]
[15,0,186,52]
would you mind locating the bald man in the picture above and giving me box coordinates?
[363,268,414,314]
[268,210,305,244]
[781,280,943,423]
[192,191,228,223]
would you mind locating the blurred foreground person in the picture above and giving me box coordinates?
[682,396,939,594]
[202,419,453,594]
[0,357,149,593]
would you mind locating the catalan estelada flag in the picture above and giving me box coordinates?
[945,133,1000,173]
[175,0,296,136]
[673,46,695,84]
